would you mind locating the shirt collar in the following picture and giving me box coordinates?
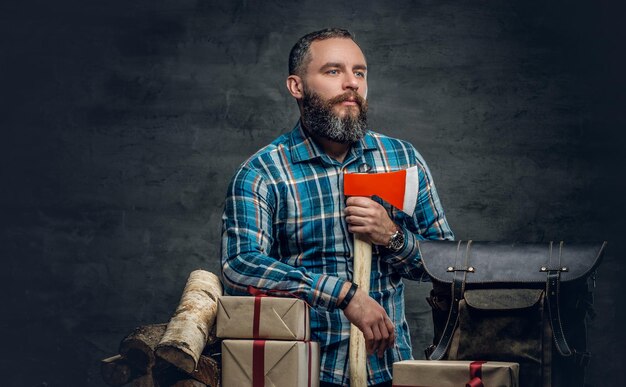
[289,121,378,165]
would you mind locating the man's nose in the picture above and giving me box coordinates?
[343,73,359,91]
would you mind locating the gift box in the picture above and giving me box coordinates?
[393,360,519,387]
[216,295,310,340]
[221,339,319,387]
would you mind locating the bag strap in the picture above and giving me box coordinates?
[545,241,591,364]
[429,240,473,360]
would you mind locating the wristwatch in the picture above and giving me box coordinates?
[386,228,405,252]
[337,282,358,310]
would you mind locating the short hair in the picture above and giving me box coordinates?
[288,28,356,76]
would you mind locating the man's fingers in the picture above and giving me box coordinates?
[345,196,376,208]
[370,323,383,355]
[377,318,391,357]
[365,338,374,355]
[344,208,376,227]
[385,316,396,353]
[344,205,365,216]
[362,326,375,354]
[379,320,390,341]
[345,215,370,226]
[384,315,395,336]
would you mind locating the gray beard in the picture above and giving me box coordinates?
[301,90,368,144]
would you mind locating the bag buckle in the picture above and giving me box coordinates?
[540,266,569,272]
[424,344,436,358]
[446,266,475,273]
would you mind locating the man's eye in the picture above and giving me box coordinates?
[355,71,365,78]
[327,69,339,75]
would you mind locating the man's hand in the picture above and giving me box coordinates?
[341,287,395,357]
[344,196,398,246]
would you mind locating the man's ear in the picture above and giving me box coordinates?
[286,75,304,99]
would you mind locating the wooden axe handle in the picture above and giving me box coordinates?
[349,233,371,387]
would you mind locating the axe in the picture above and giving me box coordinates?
[343,165,418,387]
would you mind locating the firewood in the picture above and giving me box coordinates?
[156,270,222,373]
[129,357,172,387]
[189,355,220,386]
[101,355,136,386]
[119,323,168,372]
[117,322,218,377]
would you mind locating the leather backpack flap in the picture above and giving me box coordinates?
[418,241,607,287]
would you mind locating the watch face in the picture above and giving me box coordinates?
[388,231,405,251]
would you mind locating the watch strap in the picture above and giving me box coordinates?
[338,282,358,310]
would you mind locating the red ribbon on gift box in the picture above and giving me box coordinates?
[251,340,314,387]
[247,285,309,339]
[466,361,487,387]
[248,286,270,338]
[253,340,265,387]
[253,295,263,338]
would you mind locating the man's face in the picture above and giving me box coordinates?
[299,38,369,143]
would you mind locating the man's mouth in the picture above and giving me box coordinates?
[329,92,363,109]
[335,96,361,108]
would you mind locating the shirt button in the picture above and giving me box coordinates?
[319,299,326,306]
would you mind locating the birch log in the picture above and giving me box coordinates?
[155,270,222,373]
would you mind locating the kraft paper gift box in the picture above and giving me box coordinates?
[221,339,320,387]
[393,360,519,387]
[216,295,310,340]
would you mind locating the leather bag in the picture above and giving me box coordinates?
[420,240,607,387]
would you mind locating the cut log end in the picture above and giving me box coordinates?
[155,345,197,374]
[191,355,220,386]
[119,323,168,372]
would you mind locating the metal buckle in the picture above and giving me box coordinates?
[446,266,475,273]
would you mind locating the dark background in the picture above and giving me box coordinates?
[1,0,625,385]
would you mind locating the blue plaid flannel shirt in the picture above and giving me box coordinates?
[221,122,454,385]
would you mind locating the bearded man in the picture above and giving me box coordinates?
[221,28,454,386]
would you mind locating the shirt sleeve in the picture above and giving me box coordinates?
[220,165,346,312]
[380,154,454,279]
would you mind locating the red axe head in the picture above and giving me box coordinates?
[344,166,418,215]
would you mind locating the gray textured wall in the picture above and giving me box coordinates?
[2,0,625,385]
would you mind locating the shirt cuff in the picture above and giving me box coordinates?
[307,273,346,312]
